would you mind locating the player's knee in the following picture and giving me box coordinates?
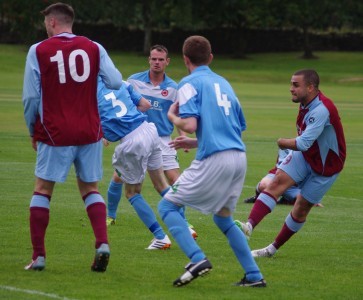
[112,172,123,183]
[158,198,177,220]
[126,191,137,201]
[260,176,273,191]
[213,214,234,233]
[157,198,169,220]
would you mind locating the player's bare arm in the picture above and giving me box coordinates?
[277,138,298,151]
[137,97,151,112]
[167,102,197,134]
[31,136,37,151]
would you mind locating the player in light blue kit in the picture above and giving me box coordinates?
[157,36,266,287]
[97,77,172,250]
[127,45,180,185]
[106,45,197,239]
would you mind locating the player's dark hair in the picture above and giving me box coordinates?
[183,35,211,66]
[150,45,169,57]
[294,69,320,89]
[41,2,74,24]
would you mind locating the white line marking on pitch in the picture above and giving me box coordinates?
[0,285,78,300]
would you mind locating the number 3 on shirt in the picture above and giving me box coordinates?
[214,83,231,115]
[50,49,90,83]
[104,92,128,117]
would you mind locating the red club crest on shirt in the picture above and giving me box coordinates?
[282,154,292,165]
[161,89,168,97]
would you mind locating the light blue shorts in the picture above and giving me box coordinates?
[264,173,299,201]
[278,151,339,204]
[35,140,103,183]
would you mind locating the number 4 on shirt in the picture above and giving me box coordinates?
[214,83,231,115]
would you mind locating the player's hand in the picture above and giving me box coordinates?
[31,136,37,151]
[169,136,197,150]
[168,101,179,117]
[102,138,110,147]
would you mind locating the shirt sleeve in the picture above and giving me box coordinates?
[296,105,329,151]
[96,42,122,90]
[22,44,41,136]
[178,82,200,119]
[126,82,142,106]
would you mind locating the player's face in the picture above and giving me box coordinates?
[149,50,169,74]
[290,75,310,104]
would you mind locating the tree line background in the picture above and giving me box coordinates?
[0,0,362,58]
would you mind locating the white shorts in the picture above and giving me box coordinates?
[159,136,179,170]
[164,150,246,214]
[112,122,163,184]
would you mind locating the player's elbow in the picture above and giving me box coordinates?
[138,98,151,112]
[105,71,122,90]
[181,123,197,134]
[145,100,152,110]
[297,140,313,152]
[180,117,197,134]
[182,128,195,134]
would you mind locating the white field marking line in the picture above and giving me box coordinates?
[323,195,362,201]
[243,185,362,202]
[244,185,255,189]
[0,285,78,300]
[243,142,363,148]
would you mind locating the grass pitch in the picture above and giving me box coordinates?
[0,44,362,299]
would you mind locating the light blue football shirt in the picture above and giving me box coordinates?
[97,78,147,142]
[128,71,177,136]
[178,66,246,160]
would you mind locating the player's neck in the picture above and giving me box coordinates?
[149,71,164,86]
[302,92,319,107]
[53,26,73,36]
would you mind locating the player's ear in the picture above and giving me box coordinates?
[208,53,213,64]
[183,55,189,65]
[307,82,315,93]
[49,16,56,27]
